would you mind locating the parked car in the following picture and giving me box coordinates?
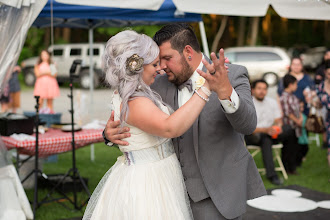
[224,46,291,86]
[300,46,328,70]
[21,43,106,89]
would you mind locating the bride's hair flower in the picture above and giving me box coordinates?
[126,54,144,75]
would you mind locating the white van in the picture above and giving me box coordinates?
[224,46,291,86]
[21,43,106,89]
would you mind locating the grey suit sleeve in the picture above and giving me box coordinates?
[223,65,257,135]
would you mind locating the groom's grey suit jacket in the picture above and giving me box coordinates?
[151,62,266,219]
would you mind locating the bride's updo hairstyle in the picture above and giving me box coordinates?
[102,30,166,124]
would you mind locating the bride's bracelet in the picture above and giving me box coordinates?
[200,86,211,97]
[194,89,209,102]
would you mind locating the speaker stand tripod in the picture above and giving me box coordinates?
[39,66,90,210]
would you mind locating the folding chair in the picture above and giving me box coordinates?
[247,144,288,180]
[308,133,321,147]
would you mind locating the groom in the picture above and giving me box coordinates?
[104,23,266,219]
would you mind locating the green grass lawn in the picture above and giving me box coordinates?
[24,134,330,220]
[24,144,122,220]
[254,134,330,192]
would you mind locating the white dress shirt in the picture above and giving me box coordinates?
[253,96,282,128]
[178,55,240,114]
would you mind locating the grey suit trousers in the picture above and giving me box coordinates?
[190,198,242,220]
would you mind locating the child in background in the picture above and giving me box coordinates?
[280,74,301,174]
[33,50,60,113]
[297,101,309,167]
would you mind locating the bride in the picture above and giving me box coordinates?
[82,30,211,220]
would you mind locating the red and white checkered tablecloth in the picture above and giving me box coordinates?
[1,128,104,157]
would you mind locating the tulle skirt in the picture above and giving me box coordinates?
[33,75,60,99]
[83,153,193,220]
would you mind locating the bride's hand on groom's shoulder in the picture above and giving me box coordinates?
[105,111,131,146]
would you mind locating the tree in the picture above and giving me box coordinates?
[211,16,228,53]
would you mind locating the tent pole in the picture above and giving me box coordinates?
[50,0,54,54]
[89,28,94,100]
[199,21,209,56]
[89,28,95,162]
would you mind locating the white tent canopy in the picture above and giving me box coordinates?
[58,0,330,20]
[0,0,37,8]
[173,0,269,17]
[172,0,330,20]
[272,0,330,20]
[56,0,164,10]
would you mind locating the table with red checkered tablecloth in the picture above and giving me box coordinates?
[1,128,104,157]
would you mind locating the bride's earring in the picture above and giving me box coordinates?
[188,56,192,61]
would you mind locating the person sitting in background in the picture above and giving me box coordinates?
[315,49,330,85]
[316,60,330,167]
[245,79,297,185]
[33,50,60,113]
[8,65,21,113]
[280,74,301,174]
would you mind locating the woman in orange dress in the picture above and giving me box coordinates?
[33,50,60,113]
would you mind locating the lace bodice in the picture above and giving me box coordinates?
[111,91,170,152]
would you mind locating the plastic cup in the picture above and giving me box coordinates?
[271,125,281,139]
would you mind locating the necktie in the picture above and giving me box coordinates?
[178,79,193,93]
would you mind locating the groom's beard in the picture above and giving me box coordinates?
[168,56,194,86]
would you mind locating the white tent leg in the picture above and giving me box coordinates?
[90,144,95,161]
[89,28,95,162]
[89,28,94,103]
[199,21,209,56]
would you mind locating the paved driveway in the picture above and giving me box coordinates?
[16,85,278,126]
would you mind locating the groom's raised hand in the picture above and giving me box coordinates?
[104,111,130,146]
[197,49,233,100]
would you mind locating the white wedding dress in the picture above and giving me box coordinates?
[83,92,193,220]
